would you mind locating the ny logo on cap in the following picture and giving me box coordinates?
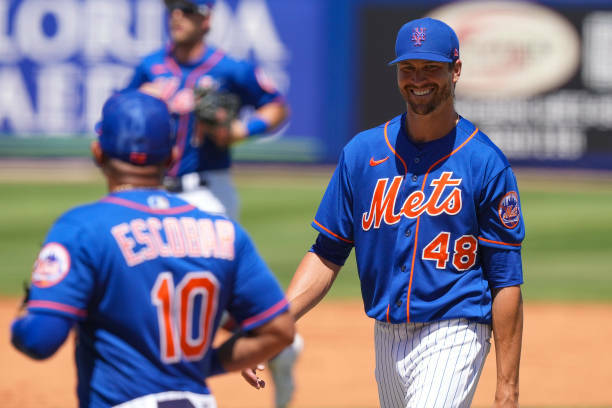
[411,27,426,46]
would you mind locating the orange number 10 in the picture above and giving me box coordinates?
[151,271,220,363]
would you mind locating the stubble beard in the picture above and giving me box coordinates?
[406,80,454,116]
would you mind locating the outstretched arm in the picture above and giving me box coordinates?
[240,252,342,389]
[214,311,295,374]
[286,252,342,321]
[491,285,523,408]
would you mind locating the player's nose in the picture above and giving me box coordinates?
[412,68,428,84]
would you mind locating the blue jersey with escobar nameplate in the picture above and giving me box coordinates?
[26,189,288,408]
[125,45,283,174]
[313,115,524,324]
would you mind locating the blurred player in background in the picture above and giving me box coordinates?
[267,18,525,407]
[124,1,301,407]
[10,90,295,408]
[126,0,289,220]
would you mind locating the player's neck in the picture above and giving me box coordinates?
[172,40,206,64]
[108,179,163,193]
[106,165,165,193]
[404,104,459,144]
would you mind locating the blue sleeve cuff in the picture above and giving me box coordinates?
[310,233,352,266]
[481,246,524,288]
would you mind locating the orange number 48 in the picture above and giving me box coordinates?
[422,232,478,271]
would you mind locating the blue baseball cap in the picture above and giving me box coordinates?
[96,91,173,166]
[164,0,215,15]
[388,17,460,65]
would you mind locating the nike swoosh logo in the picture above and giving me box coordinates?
[369,156,389,166]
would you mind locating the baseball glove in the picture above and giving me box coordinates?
[193,86,240,127]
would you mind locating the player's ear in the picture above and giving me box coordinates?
[91,140,104,167]
[201,13,211,35]
[452,59,462,84]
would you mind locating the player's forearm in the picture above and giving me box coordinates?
[229,102,289,144]
[491,285,523,407]
[286,252,341,321]
[216,311,295,372]
[253,101,289,132]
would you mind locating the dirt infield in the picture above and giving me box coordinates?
[1,299,611,408]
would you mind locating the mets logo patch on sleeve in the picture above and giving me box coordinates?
[498,191,520,229]
[31,243,71,288]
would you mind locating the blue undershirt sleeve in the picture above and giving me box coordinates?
[309,233,353,266]
[11,312,74,360]
[481,246,524,289]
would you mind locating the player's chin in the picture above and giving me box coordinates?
[170,29,187,43]
[407,100,437,116]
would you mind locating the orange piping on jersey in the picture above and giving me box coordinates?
[478,237,522,247]
[384,121,408,176]
[101,196,196,215]
[386,304,390,323]
[313,219,354,244]
[28,300,87,318]
[405,127,479,322]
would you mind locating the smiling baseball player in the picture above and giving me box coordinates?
[280,17,525,408]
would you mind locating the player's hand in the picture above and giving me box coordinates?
[240,364,266,389]
[193,116,247,148]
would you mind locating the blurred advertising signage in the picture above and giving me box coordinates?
[0,0,164,136]
[430,1,612,167]
[0,0,295,140]
[359,0,612,169]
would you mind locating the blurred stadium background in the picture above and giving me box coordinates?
[1,1,612,407]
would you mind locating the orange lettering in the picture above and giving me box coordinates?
[426,172,462,216]
[362,172,464,230]
[362,176,403,230]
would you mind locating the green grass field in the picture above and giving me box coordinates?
[1,166,611,302]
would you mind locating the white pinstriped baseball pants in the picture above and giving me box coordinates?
[374,318,491,408]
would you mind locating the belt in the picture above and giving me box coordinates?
[164,172,208,193]
[158,398,202,408]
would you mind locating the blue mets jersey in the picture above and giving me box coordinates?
[125,45,283,174]
[313,115,524,324]
[26,189,288,407]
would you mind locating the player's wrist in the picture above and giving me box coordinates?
[245,116,269,137]
[209,348,227,376]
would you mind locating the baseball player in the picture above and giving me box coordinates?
[10,90,295,408]
[271,18,525,408]
[126,2,302,406]
[125,0,289,220]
